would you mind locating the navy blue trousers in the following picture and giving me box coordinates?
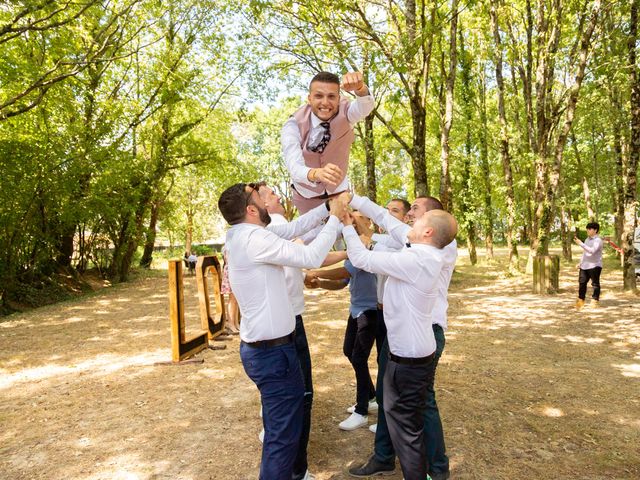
[292,315,313,480]
[241,340,304,480]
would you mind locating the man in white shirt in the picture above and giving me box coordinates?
[256,182,346,480]
[281,71,374,213]
[573,221,604,309]
[346,195,457,480]
[218,182,349,480]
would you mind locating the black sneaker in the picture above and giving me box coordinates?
[348,455,396,477]
[430,471,450,480]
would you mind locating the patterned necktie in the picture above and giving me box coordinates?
[309,122,331,153]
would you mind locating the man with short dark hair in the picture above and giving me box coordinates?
[574,221,603,309]
[282,71,374,213]
[218,183,349,480]
[255,182,347,480]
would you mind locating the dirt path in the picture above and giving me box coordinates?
[1,248,639,480]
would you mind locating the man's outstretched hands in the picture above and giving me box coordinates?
[328,192,352,223]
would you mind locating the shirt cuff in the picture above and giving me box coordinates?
[326,215,341,228]
[343,225,357,237]
[349,194,365,210]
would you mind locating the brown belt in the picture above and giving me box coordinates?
[242,332,295,349]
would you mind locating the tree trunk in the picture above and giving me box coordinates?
[571,132,594,220]
[622,0,639,291]
[140,198,161,268]
[612,124,626,246]
[534,0,601,257]
[363,114,377,202]
[438,0,458,211]
[560,204,572,262]
[467,229,477,266]
[491,0,519,268]
[479,62,494,261]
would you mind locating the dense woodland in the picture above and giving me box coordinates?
[0,0,638,313]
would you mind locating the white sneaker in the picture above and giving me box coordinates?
[258,429,264,443]
[301,471,316,480]
[346,399,378,414]
[339,412,368,431]
[369,423,377,433]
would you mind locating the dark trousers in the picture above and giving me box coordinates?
[292,315,313,480]
[384,355,435,480]
[375,323,449,477]
[579,266,602,300]
[343,310,377,415]
[240,341,304,480]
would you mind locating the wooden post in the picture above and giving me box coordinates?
[532,255,560,294]
[168,260,209,362]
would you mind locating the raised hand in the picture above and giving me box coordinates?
[341,72,368,96]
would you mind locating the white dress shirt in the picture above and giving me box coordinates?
[343,225,444,358]
[351,195,457,330]
[269,213,306,316]
[578,235,603,269]
[226,208,340,343]
[281,94,375,198]
[370,234,402,303]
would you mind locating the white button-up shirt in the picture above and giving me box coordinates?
[351,195,457,330]
[343,225,444,358]
[269,213,306,316]
[225,204,339,343]
[281,94,375,198]
[578,235,603,269]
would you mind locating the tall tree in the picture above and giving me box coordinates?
[622,0,639,291]
[490,0,519,268]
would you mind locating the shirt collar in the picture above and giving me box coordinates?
[310,109,339,128]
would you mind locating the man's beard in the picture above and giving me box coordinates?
[257,205,271,226]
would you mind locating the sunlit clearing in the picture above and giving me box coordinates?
[613,415,640,428]
[81,453,174,480]
[543,407,564,417]
[0,350,168,390]
[197,368,226,380]
[612,363,640,378]
[567,335,604,344]
[0,319,28,329]
[439,354,465,365]
[315,320,346,330]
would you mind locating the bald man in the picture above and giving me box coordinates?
[342,204,458,480]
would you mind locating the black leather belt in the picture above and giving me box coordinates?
[242,332,295,349]
[389,352,435,365]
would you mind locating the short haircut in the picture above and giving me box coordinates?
[415,195,444,212]
[390,198,411,214]
[254,181,268,198]
[586,222,600,232]
[310,71,340,88]
[218,183,249,225]
[428,210,458,248]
